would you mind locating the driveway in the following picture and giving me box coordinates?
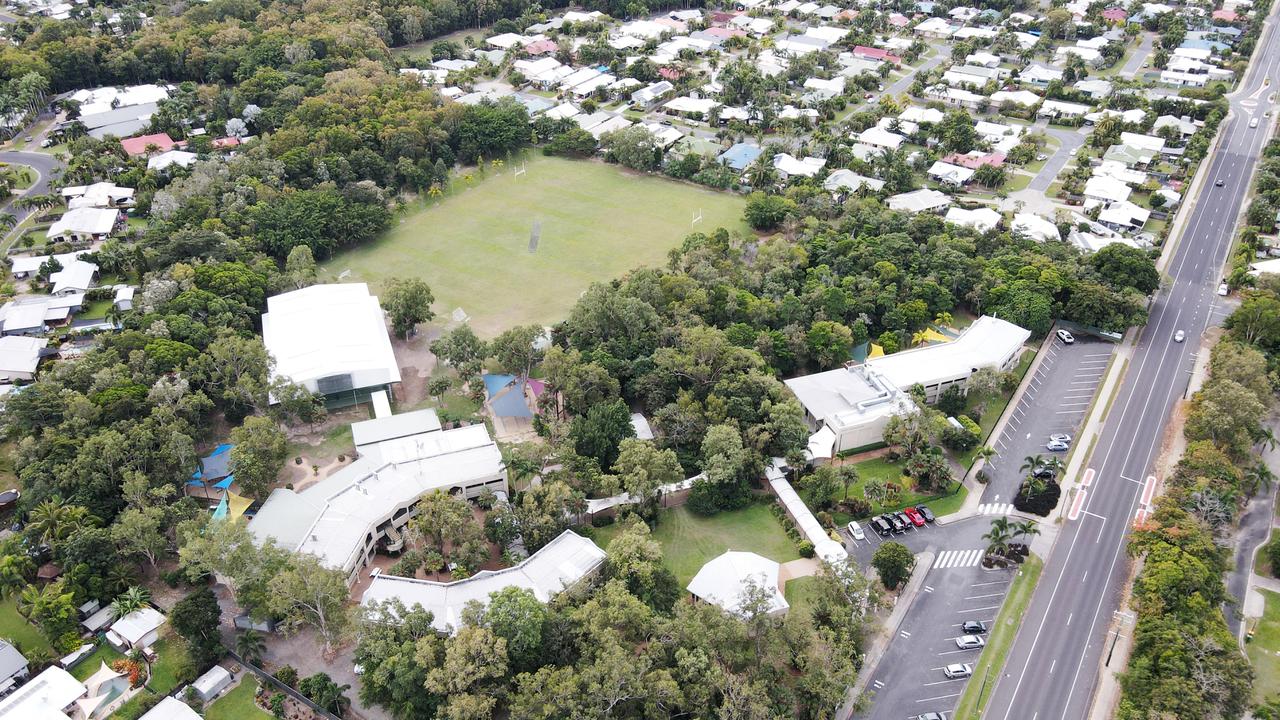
[1029,123,1088,194]
[1119,33,1154,79]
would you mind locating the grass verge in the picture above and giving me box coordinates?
[952,554,1044,720]
[1249,589,1280,702]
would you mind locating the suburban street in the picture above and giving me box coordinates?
[1225,434,1280,640]
[984,5,1280,718]
[0,148,57,231]
[1029,124,1088,194]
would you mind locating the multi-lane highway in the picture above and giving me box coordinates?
[984,7,1280,718]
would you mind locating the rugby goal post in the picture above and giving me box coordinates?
[692,208,703,227]
[512,162,528,179]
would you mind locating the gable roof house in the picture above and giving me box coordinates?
[47,208,120,244]
[48,259,98,296]
[927,160,976,186]
[0,335,49,382]
[887,188,953,214]
[106,607,165,652]
[0,295,84,336]
[0,666,86,719]
[261,283,401,407]
[0,640,28,695]
[120,132,178,157]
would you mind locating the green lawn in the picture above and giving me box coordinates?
[592,503,800,586]
[1256,533,1278,576]
[953,555,1044,720]
[1250,589,1280,702]
[144,637,185,694]
[80,297,113,319]
[1004,173,1033,192]
[206,678,273,720]
[830,457,967,524]
[0,596,51,657]
[70,644,126,681]
[321,154,749,337]
[783,576,822,619]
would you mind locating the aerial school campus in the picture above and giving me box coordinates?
[0,0,1273,718]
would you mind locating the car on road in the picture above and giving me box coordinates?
[955,635,986,650]
[1218,282,1230,296]
[903,507,926,527]
[1069,147,1078,156]
[1174,329,1185,343]
[1215,179,1225,187]
[1252,117,1260,128]
[962,620,988,634]
[1049,433,1073,444]
[871,516,892,537]
[1056,329,1075,344]
[918,505,936,523]
[1046,439,1070,452]
[943,663,974,679]
[847,521,865,541]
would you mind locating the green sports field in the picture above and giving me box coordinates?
[322,155,749,337]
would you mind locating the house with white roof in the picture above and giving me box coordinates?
[139,696,203,720]
[1094,160,1148,186]
[824,169,885,195]
[1074,79,1114,99]
[1072,229,1141,253]
[773,153,827,180]
[901,106,945,125]
[966,51,1001,68]
[805,25,848,44]
[0,666,87,719]
[1084,175,1132,206]
[0,335,44,382]
[1161,55,1234,86]
[857,125,906,150]
[1098,200,1151,232]
[927,85,986,110]
[631,80,674,106]
[945,206,1002,232]
[47,208,119,243]
[943,64,1007,88]
[261,283,401,406]
[48,258,97,296]
[928,160,975,186]
[106,607,165,652]
[1020,64,1064,87]
[1038,99,1090,118]
[1012,212,1061,242]
[1154,114,1199,137]
[915,17,958,38]
[991,89,1041,108]
[1055,45,1102,66]
[251,408,507,585]
[146,150,197,172]
[776,34,830,55]
[0,294,84,336]
[887,188,953,214]
[803,76,846,101]
[664,96,719,117]
[0,640,28,696]
[688,551,789,616]
[785,364,916,453]
[61,182,134,209]
[10,251,88,280]
[362,530,604,633]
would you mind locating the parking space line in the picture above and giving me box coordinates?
[957,604,1002,613]
[965,592,1006,600]
[970,580,1008,588]
[922,678,966,687]
[916,693,962,703]
[937,648,978,656]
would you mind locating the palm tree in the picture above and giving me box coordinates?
[27,497,92,550]
[983,517,1012,558]
[236,630,265,666]
[0,554,33,599]
[974,446,997,464]
[1258,426,1278,452]
[1012,519,1040,545]
[0,212,16,234]
[110,586,151,619]
[1020,454,1046,476]
[1245,461,1276,496]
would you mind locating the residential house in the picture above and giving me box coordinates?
[943,150,1006,169]
[1153,114,1199,137]
[688,551,789,616]
[0,640,28,695]
[0,295,84,336]
[0,666,86,718]
[718,142,763,171]
[943,64,1007,88]
[1084,175,1133,206]
[139,697,203,720]
[1098,200,1151,232]
[10,251,88,280]
[1103,143,1157,168]
[945,206,1002,232]
[926,84,986,110]
[71,84,171,140]
[772,153,827,180]
[966,51,1001,68]
[900,106,945,125]
[1020,63,1065,86]
[887,188,953,214]
[1038,99,1091,119]
[1012,212,1062,242]
[631,80,675,106]
[146,150,197,172]
[823,169,885,195]
[120,132,178,157]
[928,160,975,186]
[191,666,232,703]
[852,45,901,64]
[47,208,119,243]
[60,182,134,210]
[48,259,97,296]
[1074,79,1114,99]
[1054,45,1103,67]
[107,607,165,652]
[914,17,958,38]
[991,89,1042,108]
[1161,55,1235,86]
[857,125,906,150]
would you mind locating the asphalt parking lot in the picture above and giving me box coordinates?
[856,534,1019,720]
[980,335,1116,506]
[849,334,1115,719]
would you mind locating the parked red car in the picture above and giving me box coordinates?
[903,506,926,527]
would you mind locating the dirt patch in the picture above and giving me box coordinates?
[390,325,443,409]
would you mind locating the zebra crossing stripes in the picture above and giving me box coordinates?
[978,503,1014,516]
[932,549,984,570]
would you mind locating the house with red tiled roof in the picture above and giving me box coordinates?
[1212,8,1238,21]
[1101,7,1127,23]
[120,132,178,157]
[852,45,901,64]
[524,39,558,56]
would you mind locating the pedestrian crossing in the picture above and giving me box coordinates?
[977,503,1014,515]
[932,549,985,570]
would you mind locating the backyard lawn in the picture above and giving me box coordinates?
[206,678,273,720]
[70,644,126,680]
[783,576,822,619]
[0,596,51,656]
[592,503,800,586]
[321,154,749,336]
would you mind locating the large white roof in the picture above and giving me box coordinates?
[249,422,503,571]
[262,283,401,393]
[109,607,164,645]
[49,259,97,294]
[0,335,47,377]
[10,251,87,276]
[687,550,788,615]
[0,666,84,720]
[47,207,117,238]
[139,696,203,720]
[362,530,605,633]
[785,365,915,434]
[866,315,1030,390]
